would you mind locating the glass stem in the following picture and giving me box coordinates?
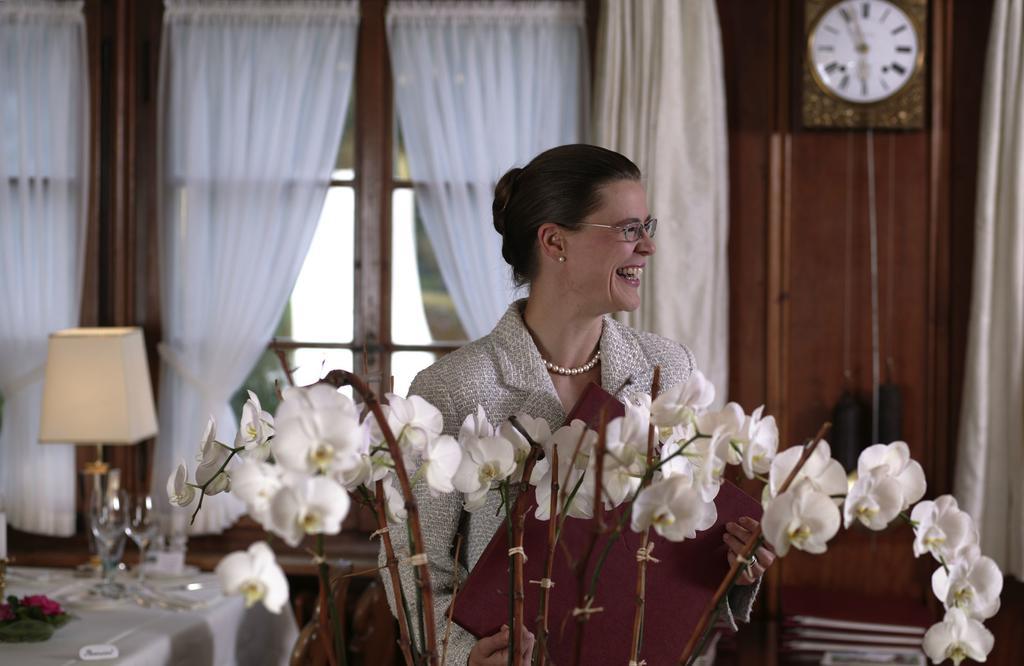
[138,544,148,586]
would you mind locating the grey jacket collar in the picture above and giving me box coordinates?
[490,300,647,407]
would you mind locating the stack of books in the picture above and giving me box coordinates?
[780,586,930,666]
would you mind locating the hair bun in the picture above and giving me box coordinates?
[492,167,524,236]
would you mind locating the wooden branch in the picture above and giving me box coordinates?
[629,366,661,664]
[323,370,439,666]
[375,479,416,666]
[676,421,832,665]
[273,347,296,388]
[507,416,544,666]
[571,409,608,666]
[441,534,463,666]
[534,443,559,666]
[316,547,340,666]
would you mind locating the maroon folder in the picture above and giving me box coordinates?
[564,381,627,426]
[452,384,764,665]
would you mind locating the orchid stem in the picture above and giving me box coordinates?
[188,444,244,525]
[317,533,347,666]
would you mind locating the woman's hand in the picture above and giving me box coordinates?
[723,516,775,585]
[468,623,535,666]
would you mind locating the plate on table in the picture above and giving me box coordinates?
[58,585,135,611]
[139,564,201,582]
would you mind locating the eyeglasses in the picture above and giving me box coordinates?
[577,217,658,242]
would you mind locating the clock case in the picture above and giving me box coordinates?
[802,0,928,129]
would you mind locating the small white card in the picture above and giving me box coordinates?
[80,644,120,660]
[148,550,186,575]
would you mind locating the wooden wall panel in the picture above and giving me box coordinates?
[721,0,774,413]
[717,0,1023,663]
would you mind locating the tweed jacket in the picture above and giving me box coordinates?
[379,301,757,665]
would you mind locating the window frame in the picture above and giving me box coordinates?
[265,0,467,395]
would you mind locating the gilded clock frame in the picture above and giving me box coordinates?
[802,0,928,129]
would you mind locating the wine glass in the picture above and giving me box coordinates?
[125,494,159,586]
[89,488,129,598]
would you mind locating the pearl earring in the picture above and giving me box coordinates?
[558,256,566,263]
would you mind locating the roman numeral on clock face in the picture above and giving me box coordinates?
[810,1,919,104]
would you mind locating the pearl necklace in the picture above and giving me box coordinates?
[542,349,601,376]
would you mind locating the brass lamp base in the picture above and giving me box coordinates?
[82,446,118,574]
[83,443,110,477]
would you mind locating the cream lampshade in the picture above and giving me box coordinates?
[39,327,158,472]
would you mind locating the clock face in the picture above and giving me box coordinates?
[809,0,920,104]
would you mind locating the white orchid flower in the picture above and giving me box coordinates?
[499,412,551,476]
[650,370,715,429]
[166,459,196,507]
[604,400,653,474]
[696,403,746,465]
[766,440,847,501]
[277,383,359,421]
[269,476,351,547]
[195,417,232,495]
[631,474,718,542]
[737,406,778,479]
[273,389,368,476]
[762,478,841,556]
[530,421,598,520]
[931,545,1003,621]
[588,451,641,510]
[531,420,597,479]
[386,393,443,455]
[910,495,979,565]
[460,405,495,440]
[420,434,462,496]
[657,437,697,482]
[452,435,516,511]
[560,419,599,471]
[334,454,373,492]
[843,466,904,530]
[922,607,994,665]
[688,426,732,502]
[857,441,926,510]
[230,460,283,529]
[215,541,289,614]
[235,390,275,461]
[378,476,407,523]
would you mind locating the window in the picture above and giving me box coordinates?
[233,2,468,415]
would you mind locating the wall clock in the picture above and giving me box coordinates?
[802,0,927,129]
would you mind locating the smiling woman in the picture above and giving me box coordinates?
[379,144,766,666]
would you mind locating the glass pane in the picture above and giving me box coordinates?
[391,351,436,399]
[290,187,355,343]
[233,347,354,419]
[291,348,354,394]
[394,116,410,180]
[230,347,291,419]
[332,92,356,181]
[391,188,468,343]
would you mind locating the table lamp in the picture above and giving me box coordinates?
[38,327,158,504]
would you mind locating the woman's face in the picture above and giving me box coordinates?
[561,179,655,315]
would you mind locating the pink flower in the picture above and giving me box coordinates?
[22,595,64,616]
[0,603,13,621]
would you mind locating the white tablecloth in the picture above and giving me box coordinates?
[0,567,298,665]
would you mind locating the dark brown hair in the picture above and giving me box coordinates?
[492,144,641,286]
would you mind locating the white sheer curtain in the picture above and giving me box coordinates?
[955,0,1024,580]
[156,0,358,533]
[0,1,88,536]
[593,0,729,400]
[387,1,587,339]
